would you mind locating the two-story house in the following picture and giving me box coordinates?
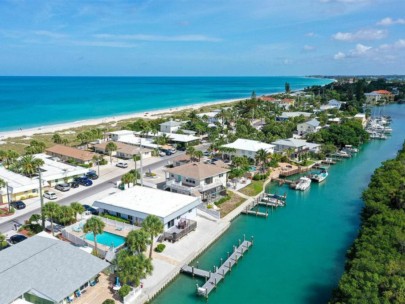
[271,138,320,160]
[164,162,229,203]
[221,138,275,160]
[297,118,321,136]
[160,120,186,133]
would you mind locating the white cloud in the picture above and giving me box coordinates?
[377,17,405,26]
[351,43,372,55]
[93,34,221,42]
[378,39,405,51]
[70,40,138,48]
[332,29,386,41]
[33,30,67,39]
[303,45,316,52]
[334,52,346,60]
[305,32,317,37]
[321,0,370,3]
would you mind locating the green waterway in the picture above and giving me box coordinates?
[153,104,405,304]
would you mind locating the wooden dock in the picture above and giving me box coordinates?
[181,237,253,298]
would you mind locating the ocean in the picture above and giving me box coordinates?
[152,104,405,303]
[0,76,332,131]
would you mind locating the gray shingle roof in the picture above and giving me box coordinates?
[0,234,109,304]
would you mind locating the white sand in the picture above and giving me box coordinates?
[0,97,247,140]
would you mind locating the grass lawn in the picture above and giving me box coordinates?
[239,180,265,197]
[216,192,246,218]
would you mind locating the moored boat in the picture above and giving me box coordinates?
[295,177,311,191]
[310,168,328,183]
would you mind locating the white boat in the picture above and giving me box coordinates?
[310,169,328,183]
[344,145,358,153]
[295,177,311,191]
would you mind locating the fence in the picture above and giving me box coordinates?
[197,204,221,220]
[96,216,137,231]
[124,286,142,304]
[162,219,197,243]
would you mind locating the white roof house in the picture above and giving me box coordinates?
[160,120,186,133]
[93,186,201,230]
[132,131,199,144]
[35,154,88,183]
[222,139,275,159]
[0,167,40,201]
[272,138,321,153]
[297,118,321,136]
[108,130,135,141]
[0,234,109,304]
[115,135,159,149]
[277,112,312,121]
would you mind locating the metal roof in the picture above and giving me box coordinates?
[0,234,109,304]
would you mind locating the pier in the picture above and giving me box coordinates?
[181,236,254,298]
[241,193,286,217]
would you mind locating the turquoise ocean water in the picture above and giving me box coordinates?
[0,76,332,131]
[152,104,405,304]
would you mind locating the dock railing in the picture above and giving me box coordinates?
[162,219,197,242]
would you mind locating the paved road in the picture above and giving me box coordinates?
[0,152,184,233]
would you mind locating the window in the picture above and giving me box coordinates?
[116,212,121,218]
[219,174,223,177]
[189,209,192,213]
[128,215,133,221]
[168,219,174,228]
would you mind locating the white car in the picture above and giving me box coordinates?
[159,151,166,157]
[116,162,128,168]
[43,191,57,200]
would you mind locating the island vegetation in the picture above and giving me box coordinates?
[330,142,405,303]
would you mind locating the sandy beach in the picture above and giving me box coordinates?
[0,96,248,141]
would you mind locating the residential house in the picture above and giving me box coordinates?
[276,112,312,121]
[0,232,109,304]
[365,90,394,104]
[197,112,222,125]
[93,186,201,230]
[297,118,321,136]
[165,162,229,203]
[221,138,275,160]
[272,138,321,160]
[0,167,40,203]
[354,113,367,128]
[93,141,152,159]
[159,120,186,133]
[45,145,95,165]
[320,99,343,111]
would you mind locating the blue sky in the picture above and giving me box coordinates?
[0,0,404,76]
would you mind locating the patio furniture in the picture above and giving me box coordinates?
[73,226,82,232]
[115,226,123,231]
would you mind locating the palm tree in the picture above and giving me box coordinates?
[52,134,62,144]
[121,172,136,188]
[77,132,89,144]
[142,215,164,259]
[17,155,44,177]
[186,146,196,161]
[83,217,105,256]
[194,150,204,162]
[58,205,76,226]
[61,138,69,146]
[43,202,61,236]
[116,250,153,287]
[70,202,85,220]
[255,148,269,172]
[126,229,150,254]
[105,142,117,164]
[0,232,7,249]
[3,150,19,167]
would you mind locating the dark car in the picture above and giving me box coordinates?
[74,177,93,187]
[86,171,99,180]
[70,181,79,188]
[9,234,27,244]
[10,200,26,210]
[55,183,71,192]
[83,204,99,215]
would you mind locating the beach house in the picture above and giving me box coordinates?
[197,111,223,125]
[0,167,40,203]
[164,162,229,203]
[297,118,321,136]
[0,232,109,304]
[160,120,186,133]
[221,138,275,160]
[94,141,152,160]
[46,145,95,165]
[276,112,312,121]
[93,186,201,231]
[272,138,321,160]
[320,99,343,111]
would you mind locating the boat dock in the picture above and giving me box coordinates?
[241,192,286,217]
[181,236,253,298]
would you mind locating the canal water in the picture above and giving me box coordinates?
[152,104,405,304]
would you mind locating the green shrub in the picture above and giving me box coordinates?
[10,207,15,214]
[100,213,130,224]
[215,194,231,206]
[155,243,166,253]
[118,284,131,299]
[252,172,270,181]
[102,299,115,304]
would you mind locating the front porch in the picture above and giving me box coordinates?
[161,219,197,243]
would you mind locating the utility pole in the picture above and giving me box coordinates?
[140,140,144,187]
[6,183,12,213]
[38,169,45,228]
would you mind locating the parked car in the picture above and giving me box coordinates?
[70,181,79,188]
[116,162,128,168]
[55,183,71,192]
[43,191,57,200]
[165,150,173,156]
[159,151,166,157]
[203,151,211,156]
[86,171,99,180]
[83,204,99,215]
[9,234,27,244]
[74,177,93,186]
[10,200,26,210]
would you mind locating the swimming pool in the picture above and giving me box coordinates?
[85,231,126,247]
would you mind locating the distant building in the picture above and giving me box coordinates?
[320,99,343,111]
[94,141,152,160]
[276,112,312,121]
[159,120,186,133]
[93,186,201,230]
[221,138,275,160]
[197,112,222,125]
[354,113,367,128]
[0,233,109,304]
[165,162,229,203]
[0,167,40,203]
[45,145,95,164]
[297,119,321,136]
[272,138,321,160]
[365,90,394,104]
